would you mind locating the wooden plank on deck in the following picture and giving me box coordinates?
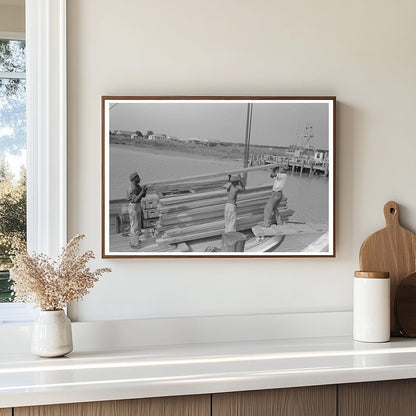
[147,163,280,187]
[252,223,328,237]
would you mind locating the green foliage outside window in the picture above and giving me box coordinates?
[0,162,26,302]
[0,38,27,302]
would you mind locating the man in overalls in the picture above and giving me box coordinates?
[127,171,147,248]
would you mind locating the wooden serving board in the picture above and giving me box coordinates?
[359,201,416,335]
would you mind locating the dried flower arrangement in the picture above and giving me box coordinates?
[10,234,111,311]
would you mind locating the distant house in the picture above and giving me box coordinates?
[148,134,167,141]
[131,133,139,139]
[114,130,132,136]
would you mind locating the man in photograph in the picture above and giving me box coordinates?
[127,171,148,248]
[263,165,288,227]
[224,174,245,233]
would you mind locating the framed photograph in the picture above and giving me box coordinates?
[102,96,335,258]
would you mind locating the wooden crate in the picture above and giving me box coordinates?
[143,198,159,209]
[143,218,159,228]
[143,209,159,219]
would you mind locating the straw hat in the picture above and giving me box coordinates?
[129,171,139,181]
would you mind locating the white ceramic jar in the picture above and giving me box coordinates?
[31,310,73,357]
[353,271,390,343]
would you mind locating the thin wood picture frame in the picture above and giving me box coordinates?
[102,96,336,258]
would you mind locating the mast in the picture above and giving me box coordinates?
[303,121,314,148]
[243,102,253,185]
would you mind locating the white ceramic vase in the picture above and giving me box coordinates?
[31,310,73,357]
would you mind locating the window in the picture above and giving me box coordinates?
[0,35,26,307]
[0,33,33,323]
[0,1,67,324]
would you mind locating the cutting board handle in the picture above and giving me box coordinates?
[384,201,400,228]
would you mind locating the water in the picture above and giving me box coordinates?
[110,144,241,200]
[110,144,330,252]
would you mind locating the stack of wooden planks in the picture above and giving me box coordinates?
[147,178,227,196]
[148,164,294,246]
[156,190,293,245]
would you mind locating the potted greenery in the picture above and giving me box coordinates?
[10,234,111,357]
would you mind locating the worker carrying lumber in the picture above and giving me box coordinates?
[224,174,245,233]
[263,165,288,227]
[127,171,148,248]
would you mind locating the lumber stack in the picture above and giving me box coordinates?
[153,184,293,245]
[147,178,227,195]
[138,164,295,248]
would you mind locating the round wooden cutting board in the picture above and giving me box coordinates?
[359,201,416,336]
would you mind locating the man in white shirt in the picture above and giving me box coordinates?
[263,165,288,227]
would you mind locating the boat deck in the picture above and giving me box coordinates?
[109,225,328,254]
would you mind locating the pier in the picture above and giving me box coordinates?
[249,153,329,176]
[286,160,329,176]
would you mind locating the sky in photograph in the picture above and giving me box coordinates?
[110,101,330,150]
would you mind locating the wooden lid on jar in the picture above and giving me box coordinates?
[354,271,390,279]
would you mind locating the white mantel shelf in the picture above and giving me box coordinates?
[2,336,416,408]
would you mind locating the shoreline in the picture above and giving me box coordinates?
[110,142,244,164]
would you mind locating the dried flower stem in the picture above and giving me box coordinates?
[10,234,111,310]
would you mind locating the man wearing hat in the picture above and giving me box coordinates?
[224,173,245,233]
[263,165,288,227]
[127,171,148,248]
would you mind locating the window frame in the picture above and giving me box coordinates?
[26,0,67,258]
[0,0,67,323]
[0,31,25,41]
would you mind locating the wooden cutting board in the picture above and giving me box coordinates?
[359,201,416,335]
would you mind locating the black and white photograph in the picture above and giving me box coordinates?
[102,97,335,257]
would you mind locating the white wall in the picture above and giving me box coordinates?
[67,0,416,322]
